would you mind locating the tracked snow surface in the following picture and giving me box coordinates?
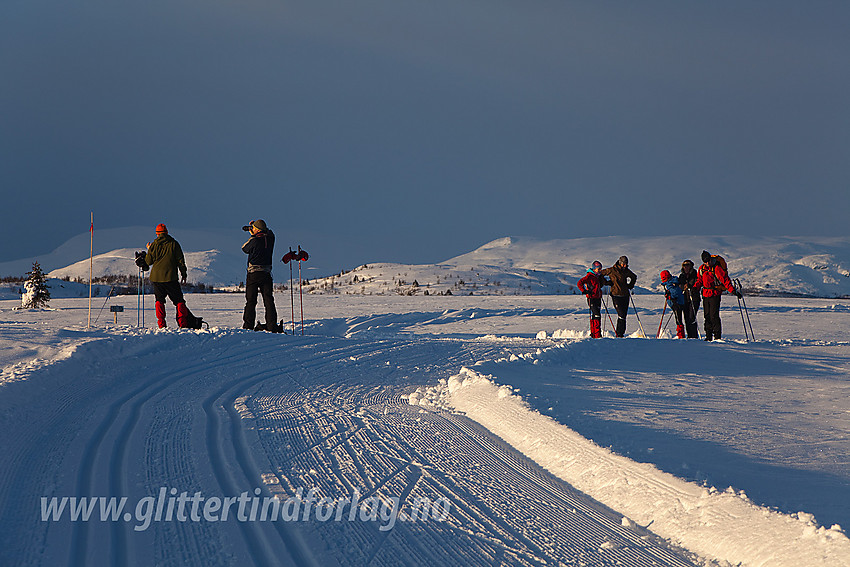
[1,294,849,566]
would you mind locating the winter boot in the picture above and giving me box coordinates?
[155,301,167,328]
[590,319,601,338]
[676,324,685,339]
[176,302,190,328]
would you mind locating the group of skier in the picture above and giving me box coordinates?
[577,250,742,341]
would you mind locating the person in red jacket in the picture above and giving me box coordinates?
[695,250,741,341]
[577,261,610,338]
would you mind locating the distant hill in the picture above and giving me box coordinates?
[305,236,850,298]
[46,248,241,289]
[3,232,850,297]
[0,227,248,287]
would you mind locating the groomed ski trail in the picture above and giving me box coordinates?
[0,327,697,566]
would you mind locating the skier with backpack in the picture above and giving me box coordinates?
[659,270,686,338]
[141,224,202,329]
[577,261,610,338]
[600,256,637,337]
[679,259,701,338]
[241,219,282,332]
[695,250,740,341]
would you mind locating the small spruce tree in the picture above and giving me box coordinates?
[22,261,51,309]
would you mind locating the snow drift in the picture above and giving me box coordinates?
[412,366,850,567]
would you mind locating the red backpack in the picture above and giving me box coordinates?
[699,255,728,288]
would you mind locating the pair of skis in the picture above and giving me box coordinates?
[282,246,309,335]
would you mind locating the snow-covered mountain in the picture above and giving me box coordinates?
[307,235,850,298]
[46,248,238,288]
[4,232,850,297]
[0,227,249,287]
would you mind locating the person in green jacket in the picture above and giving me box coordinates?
[145,224,190,328]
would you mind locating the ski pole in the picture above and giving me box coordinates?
[298,246,304,335]
[297,246,309,335]
[93,286,115,325]
[289,253,295,334]
[661,309,675,336]
[656,298,667,339]
[736,295,749,342]
[629,290,647,338]
[734,279,755,340]
[601,295,616,334]
[741,296,755,340]
[137,267,141,327]
[732,279,750,342]
[299,258,303,335]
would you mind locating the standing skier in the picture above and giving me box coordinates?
[660,270,686,338]
[242,219,281,332]
[600,256,637,337]
[145,224,190,328]
[577,261,610,338]
[679,259,700,338]
[695,250,740,341]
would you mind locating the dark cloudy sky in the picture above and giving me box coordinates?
[2,0,848,274]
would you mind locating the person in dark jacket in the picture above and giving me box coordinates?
[695,250,740,341]
[577,260,610,338]
[600,256,637,337]
[145,224,190,328]
[242,219,280,332]
[679,259,700,338]
[660,270,686,338]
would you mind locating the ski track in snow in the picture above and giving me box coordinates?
[0,328,697,566]
[1,295,849,566]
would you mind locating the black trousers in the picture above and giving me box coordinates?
[703,295,722,339]
[683,290,700,338]
[611,295,629,337]
[243,271,277,329]
[152,281,184,305]
[671,303,684,326]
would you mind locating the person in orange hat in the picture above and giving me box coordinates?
[145,224,190,328]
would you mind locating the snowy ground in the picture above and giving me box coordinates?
[1,294,848,566]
